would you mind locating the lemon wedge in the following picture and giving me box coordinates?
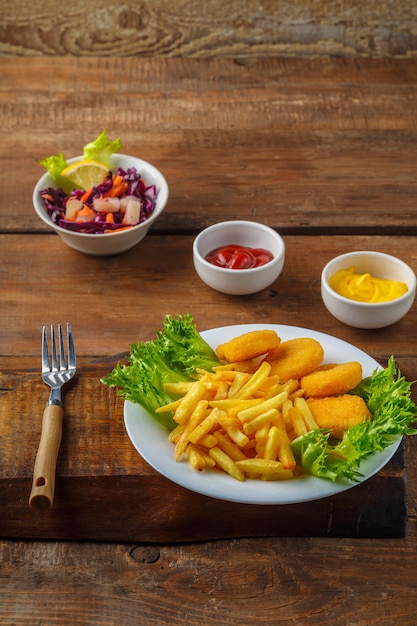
[61,160,110,189]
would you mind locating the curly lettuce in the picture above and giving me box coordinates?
[101,314,220,430]
[291,357,417,482]
[82,129,122,167]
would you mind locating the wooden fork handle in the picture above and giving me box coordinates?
[29,403,63,511]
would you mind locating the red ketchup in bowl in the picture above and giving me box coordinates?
[205,244,274,269]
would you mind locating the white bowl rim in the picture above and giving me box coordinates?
[321,250,417,307]
[33,153,169,239]
[193,220,285,274]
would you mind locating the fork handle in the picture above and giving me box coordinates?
[29,404,63,511]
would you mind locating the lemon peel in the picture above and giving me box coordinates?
[61,159,110,189]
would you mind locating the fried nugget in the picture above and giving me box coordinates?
[301,361,363,397]
[264,338,324,383]
[216,330,281,363]
[306,395,371,439]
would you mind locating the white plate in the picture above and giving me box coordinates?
[124,324,401,505]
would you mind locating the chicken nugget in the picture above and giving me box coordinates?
[216,330,281,363]
[301,361,363,397]
[306,395,371,439]
[264,338,324,383]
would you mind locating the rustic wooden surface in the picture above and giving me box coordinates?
[1,0,417,58]
[1,56,417,624]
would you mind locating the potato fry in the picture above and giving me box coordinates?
[174,380,209,424]
[281,398,294,430]
[235,458,285,475]
[243,408,279,435]
[233,361,272,399]
[164,381,194,395]
[155,398,183,414]
[261,468,294,481]
[237,391,288,422]
[263,425,280,461]
[217,416,250,447]
[187,408,223,443]
[274,414,296,469]
[209,447,245,481]
[288,406,308,437]
[227,372,250,397]
[174,399,209,461]
[254,423,270,457]
[167,423,183,443]
[214,430,248,461]
[213,381,230,400]
[294,396,319,431]
[186,444,210,471]
[199,434,218,448]
[209,398,262,414]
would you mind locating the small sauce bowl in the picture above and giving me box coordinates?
[193,220,285,295]
[321,251,416,328]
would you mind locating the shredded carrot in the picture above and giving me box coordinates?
[80,188,93,203]
[105,213,115,223]
[102,174,129,198]
[113,175,124,187]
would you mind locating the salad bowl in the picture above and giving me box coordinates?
[33,153,169,256]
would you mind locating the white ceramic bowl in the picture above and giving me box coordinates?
[33,154,169,256]
[321,251,416,329]
[193,220,285,295]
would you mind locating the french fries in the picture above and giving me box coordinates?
[156,329,369,483]
[158,359,318,482]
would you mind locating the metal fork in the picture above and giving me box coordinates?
[29,323,76,510]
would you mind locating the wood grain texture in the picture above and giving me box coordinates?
[0,234,416,359]
[1,55,417,626]
[0,233,416,544]
[1,529,417,625]
[1,0,417,58]
[1,57,417,235]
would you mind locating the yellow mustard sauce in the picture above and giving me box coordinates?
[329,267,408,303]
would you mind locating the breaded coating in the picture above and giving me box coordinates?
[301,361,363,397]
[264,338,324,383]
[306,395,371,439]
[216,330,281,363]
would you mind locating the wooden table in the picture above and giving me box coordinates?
[1,56,417,624]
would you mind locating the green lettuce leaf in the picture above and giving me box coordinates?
[82,129,122,167]
[101,314,220,430]
[291,356,417,482]
[39,153,73,194]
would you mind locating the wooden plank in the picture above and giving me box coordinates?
[0,445,406,542]
[1,1,416,58]
[0,233,416,360]
[1,57,417,234]
[2,524,417,626]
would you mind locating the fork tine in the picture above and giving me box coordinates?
[50,325,59,372]
[58,324,66,371]
[67,323,76,370]
[42,326,50,373]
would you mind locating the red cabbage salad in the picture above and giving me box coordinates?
[38,131,158,235]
